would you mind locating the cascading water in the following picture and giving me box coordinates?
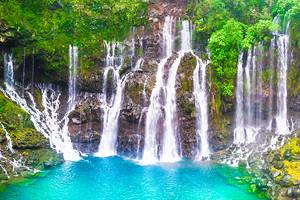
[233,44,264,145]
[233,53,246,144]
[179,20,211,160]
[142,19,211,163]
[244,49,254,142]
[68,45,78,111]
[257,43,264,127]
[229,14,292,166]
[160,53,182,162]
[141,16,175,164]
[160,20,198,162]
[193,54,210,160]
[96,42,128,157]
[0,117,34,176]
[2,54,80,161]
[268,38,276,130]
[136,76,149,158]
[4,54,14,86]
[275,17,290,135]
[133,58,144,72]
[0,122,15,153]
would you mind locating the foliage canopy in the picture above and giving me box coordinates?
[188,0,300,98]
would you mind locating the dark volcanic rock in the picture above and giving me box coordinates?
[68,94,102,153]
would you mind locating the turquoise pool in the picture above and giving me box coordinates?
[0,157,263,200]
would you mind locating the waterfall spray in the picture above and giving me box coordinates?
[2,54,80,161]
[0,122,15,154]
[69,45,78,111]
[268,38,276,130]
[96,42,129,157]
[275,18,290,135]
[233,53,246,144]
[192,54,210,160]
[141,16,175,164]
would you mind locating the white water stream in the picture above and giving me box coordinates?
[2,53,80,161]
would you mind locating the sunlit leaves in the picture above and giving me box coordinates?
[208,19,244,97]
[0,0,148,73]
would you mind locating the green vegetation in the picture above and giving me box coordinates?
[0,92,33,130]
[0,91,63,179]
[0,92,46,149]
[0,0,148,74]
[208,19,244,97]
[188,0,300,106]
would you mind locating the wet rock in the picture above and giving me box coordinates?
[0,92,62,181]
[10,128,49,149]
[68,95,102,153]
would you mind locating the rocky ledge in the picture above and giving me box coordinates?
[0,92,63,182]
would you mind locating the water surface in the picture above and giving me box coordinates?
[0,157,262,200]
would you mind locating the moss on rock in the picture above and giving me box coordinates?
[10,128,49,150]
[0,92,33,129]
[21,149,63,170]
[0,91,62,182]
[272,138,300,185]
[178,54,196,93]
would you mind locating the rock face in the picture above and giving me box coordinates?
[67,0,300,162]
[0,92,62,182]
[68,0,196,157]
[176,54,198,158]
[252,130,300,200]
[68,94,102,153]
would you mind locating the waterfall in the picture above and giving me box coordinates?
[232,14,291,151]
[244,50,252,127]
[4,54,14,86]
[251,47,257,127]
[268,38,275,130]
[133,58,144,72]
[160,20,197,162]
[0,122,15,153]
[136,76,149,158]
[142,19,211,163]
[142,76,148,106]
[181,20,192,51]
[2,55,80,161]
[257,43,263,127]
[244,50,257,143]
[178,20,210,160]
[234,53,246,144]
[264,14,291,136]
[136,107,147,157]
[68,45,78,111]
[0,132,32,177]
[193,54,210,160]
[275,19,290,135]
[160,52,182,162]
[0,161,9,178]
[233,47,260,145]
[141,16,175,164]
[234,44,265,145]
[96,41,128,157]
